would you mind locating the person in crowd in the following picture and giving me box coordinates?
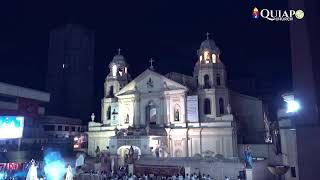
[185,173,190,180]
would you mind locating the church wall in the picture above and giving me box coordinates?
[168,127,235,158]
[198,90,217,120]
[118,97,135,127]
[215,89,230,117]
[139,94,161,126]
[87,131,114,156]
[189,136,201,156]
[101,98,116,124]
[230,91,265,143]
[167,92,186,124]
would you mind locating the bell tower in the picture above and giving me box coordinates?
[194,33,229,120]
[104,48,131,98]
[101,49,131,125]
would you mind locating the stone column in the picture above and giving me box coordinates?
[159,95,165,127]
[134,95,140,128]
[166,96,171,125]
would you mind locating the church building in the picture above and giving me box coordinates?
[87,35,264,161]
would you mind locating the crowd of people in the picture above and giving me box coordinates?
[77,170,236,180]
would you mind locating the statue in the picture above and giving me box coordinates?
[263,112,272,143]
[227,104,232,114]
[174,109,180,121]
[244,145,253,169]
[128,146,135,164]
[111,156,115,174]
[145,125,150,135]
[125,114,129,124]
[91,113,95,122]
[95,146,101,162]
[65,165,73,180]
[26,159,38,180]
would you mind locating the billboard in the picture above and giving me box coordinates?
[187,96,199,123]
[0,116,24,139]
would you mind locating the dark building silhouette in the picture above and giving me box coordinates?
[46,24,94,120]
[290,0,320,179]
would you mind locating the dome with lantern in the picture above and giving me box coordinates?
[199,38,221,55]
[196,33,221,65]
[198,33,221,56]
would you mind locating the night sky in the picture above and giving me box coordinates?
[0,1,292,116]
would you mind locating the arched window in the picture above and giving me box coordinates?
[174,105,180,121]
[125,114,129,124]
[219,98,225,115]
[212,54,217,63]
[204,51,210,61]
[204,98,211,115]
[204,75,210,89]
[146,101,157,125]
[107,106,111,120]
[109,86,114,97]
[216,74,221,86]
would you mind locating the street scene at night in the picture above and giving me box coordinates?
[0,1,319,180]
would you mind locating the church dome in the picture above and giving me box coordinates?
[112,54,126,64]
[199,38,220,54]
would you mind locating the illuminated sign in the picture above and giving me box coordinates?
[0,116,24,139]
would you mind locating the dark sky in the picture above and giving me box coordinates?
[0,1,291,103]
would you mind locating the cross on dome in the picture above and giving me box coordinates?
[206,32,210,40]
[117,48,122,55]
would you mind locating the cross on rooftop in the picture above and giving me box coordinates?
[149,58,155,70]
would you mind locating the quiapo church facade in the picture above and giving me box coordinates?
[87,35,265,162]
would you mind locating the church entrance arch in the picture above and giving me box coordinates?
[117,145,141,166]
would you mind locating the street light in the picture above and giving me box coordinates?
[282,93,300,113]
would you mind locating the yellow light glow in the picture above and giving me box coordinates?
[204,51,210,60]
[212,54,216,63]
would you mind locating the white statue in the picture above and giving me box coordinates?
[26,159,38,180]
[91,113,95,122]
[263,112,272,143]
[227,104,232,114]
[65,165,73,180]
[111,157,115,174]
[146,125,150,135]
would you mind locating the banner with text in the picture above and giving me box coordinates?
[187,95,199,123]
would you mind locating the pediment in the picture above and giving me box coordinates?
[116,69,188,96]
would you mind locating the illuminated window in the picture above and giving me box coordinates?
[212,54,216,63]
[125,67,128,74]
[200,55,203,62]
[204,51,210,60]
[112,65,117,77]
